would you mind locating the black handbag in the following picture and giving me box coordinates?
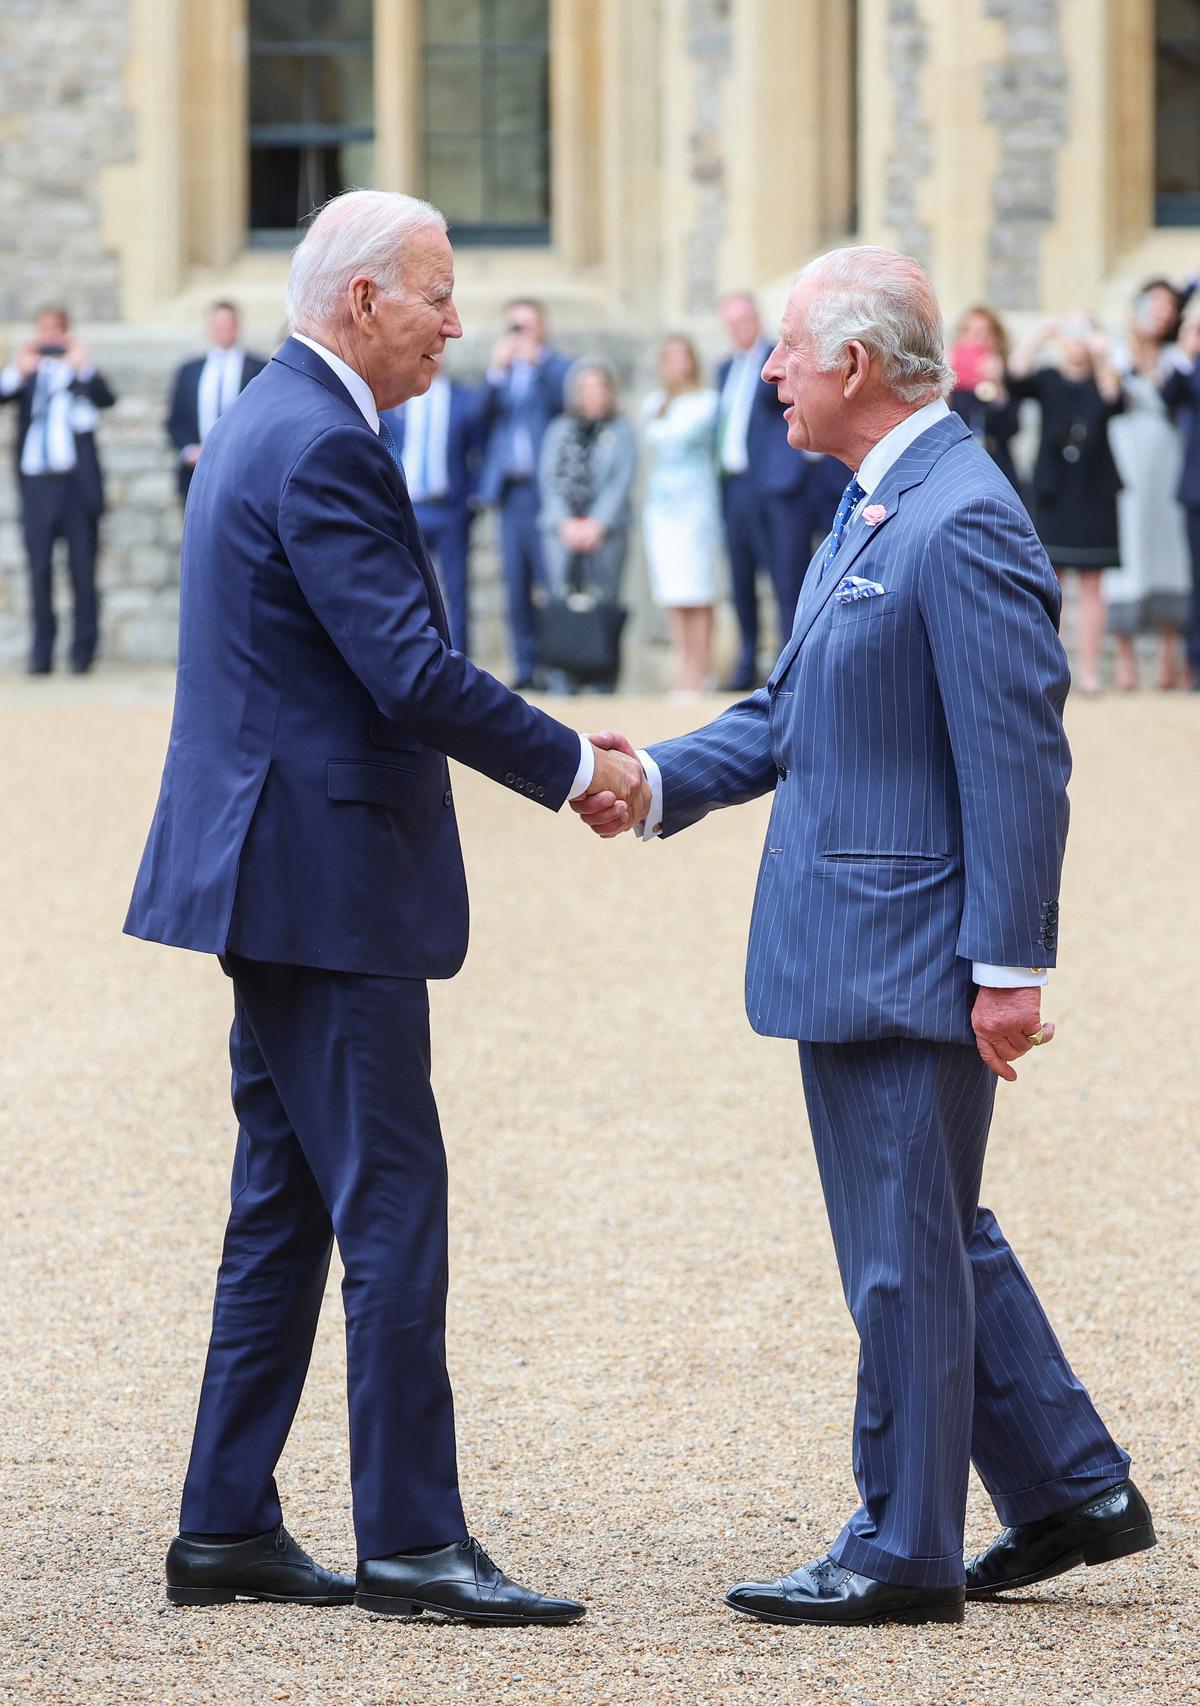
[535,556,627,682]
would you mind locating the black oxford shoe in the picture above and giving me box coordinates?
[355,1537,585,1624]
[966,1479,1156,1598]
[165,1525,354,1606]
[725,1555,965,1627]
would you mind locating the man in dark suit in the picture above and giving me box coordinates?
[0,305,115,674]
[379,363,483,654]
[577,246,1152,1629]
[477,299,572,687]
[165,302,267,504]
[716,292,847,689]
[125,190,638,1622]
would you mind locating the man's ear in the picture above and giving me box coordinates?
[842,340,871,401]
[349,275,375,332]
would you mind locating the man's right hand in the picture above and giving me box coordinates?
[574,732,648,837]
[16,342,41,377]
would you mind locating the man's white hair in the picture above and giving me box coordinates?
[286,189,447,332]
[799,245,952,403]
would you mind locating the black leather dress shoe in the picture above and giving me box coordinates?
[355,1537,585,1624]
[966,1479,1156,1598]
[165,1525,354,1606]
[725,1555,965,1627]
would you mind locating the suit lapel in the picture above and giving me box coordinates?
[769,414,971,686]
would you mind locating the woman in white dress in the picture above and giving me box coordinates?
[642,336,720,697]
[1105,281,1193,690]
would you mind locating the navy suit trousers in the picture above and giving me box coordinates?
[413,499,471,655]
[800,1039,1130,1589]
[180,957,468,1560]
[20,473,99,671]
[498,479,546,681]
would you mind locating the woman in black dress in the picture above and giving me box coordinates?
[948,305,1022,494]
[1008,313,1124,695]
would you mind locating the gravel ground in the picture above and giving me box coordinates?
[1,670,1197,1705]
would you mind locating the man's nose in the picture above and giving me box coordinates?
[444,302,463,339]
[761,341,785,383]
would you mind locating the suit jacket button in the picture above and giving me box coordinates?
[504,771,516,785]
[776,764,788,779]
[535,785,545,799]
[443,789,453,807]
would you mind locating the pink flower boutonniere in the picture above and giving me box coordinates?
[863,504,888,527]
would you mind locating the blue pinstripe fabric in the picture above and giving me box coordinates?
[649,415,1129,1588]
[648,415,1071,1044]
[801,1039,1128,1589]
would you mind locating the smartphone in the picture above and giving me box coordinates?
[950,342,990,392]
[37,343,67,357]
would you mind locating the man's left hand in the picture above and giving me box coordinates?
[972,985,1055,1082]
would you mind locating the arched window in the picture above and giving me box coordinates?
[248,0,376,240]
[1157,0,1200,224]
[422,0,551,245]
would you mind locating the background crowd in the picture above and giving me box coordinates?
[4,273,1200,696]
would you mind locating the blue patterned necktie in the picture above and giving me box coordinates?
[820,475,867,576]
[377,417,407,483]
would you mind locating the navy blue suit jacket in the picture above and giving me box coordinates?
[477,350,572,505]
[379,380,484,511]
[717,350,809,498]
[649,415,1071,1044]
[1161,362,1200,507]
[166,350,268,497]
[125,337,581,978]
[1,367,116,516]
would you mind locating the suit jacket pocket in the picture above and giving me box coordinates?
[827,595,897,623]
[327,759,417,809]
[820,850,948,863]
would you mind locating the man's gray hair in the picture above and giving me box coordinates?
[800,245,952,403]
[286,189,447,332]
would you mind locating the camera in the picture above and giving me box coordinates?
[37,343,67,357]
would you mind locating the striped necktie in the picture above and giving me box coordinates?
[820,476,867,576]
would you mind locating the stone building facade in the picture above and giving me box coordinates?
[0,0,1194,668]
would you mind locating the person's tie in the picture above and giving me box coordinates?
[820,475,867,576]
[377,418,408,484]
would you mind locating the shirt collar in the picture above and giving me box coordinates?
[293,333,380,434]
[856,397,950,496]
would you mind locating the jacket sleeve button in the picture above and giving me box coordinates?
[504,772,516,785]
[443,789,453,807]
[536,785,545,799]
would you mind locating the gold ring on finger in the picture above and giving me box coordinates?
[1025,1026,1046,1046]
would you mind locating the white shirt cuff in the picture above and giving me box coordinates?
[635,750,664,840]
[0,365,23,398]
[973,962,1050,988]
[568,735,595,801]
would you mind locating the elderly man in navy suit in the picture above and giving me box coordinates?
[126,189,639,1624]
[577,246,1153,1628]
[379,361,483,654]
[716,292,846,689]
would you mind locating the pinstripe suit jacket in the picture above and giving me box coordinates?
[648,413,1071,1044]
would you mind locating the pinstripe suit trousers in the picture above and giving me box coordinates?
[799,1039,1131,1590]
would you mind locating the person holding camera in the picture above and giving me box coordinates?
[0,304,116,675]
[1008,312,1124,696]
[477,299,572,688]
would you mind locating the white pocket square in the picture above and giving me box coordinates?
[833,575,886,603]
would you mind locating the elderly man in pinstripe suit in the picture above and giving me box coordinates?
[577,246,1154,1628]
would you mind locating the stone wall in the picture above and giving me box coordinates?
[0,0,135,323]
[684,0,734,314]
[983,0,1069,310]
[884,0,934,274]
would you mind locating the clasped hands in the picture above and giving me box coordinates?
[573,731,648,838]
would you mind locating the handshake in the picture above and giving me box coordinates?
[572,732,651,839]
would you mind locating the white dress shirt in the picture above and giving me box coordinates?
[637,397,1049,989]
[196,346,247,444]
[292,332,594,800]
[400,374,451,502]
[0,357,98,475]
[717,340,768,474]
